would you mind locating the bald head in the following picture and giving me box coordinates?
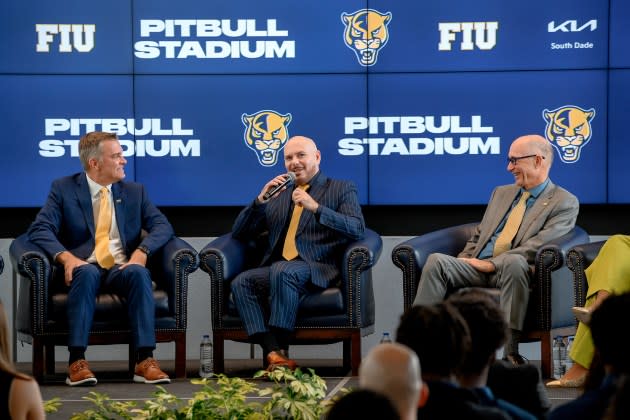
[507,134,553,189]
[512,134,553,165]
[284,135,321,185]
[360,343,422,419]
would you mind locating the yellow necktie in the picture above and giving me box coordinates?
[95,187,115,269]
[493,191,531,257]
[282,184,310,261]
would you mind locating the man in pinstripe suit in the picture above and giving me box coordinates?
[231,135,365,371]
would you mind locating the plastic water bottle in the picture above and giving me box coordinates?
[380,332,393,343]
[199,335,213,378]
[564,335,575,372]
[552,336,566,379]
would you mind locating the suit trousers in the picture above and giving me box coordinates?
[66,263,156,349]
[413,253,531,330]
[231,260,313,336]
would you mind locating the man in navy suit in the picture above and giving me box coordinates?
[28,131,174,386]
[231,135,365,371]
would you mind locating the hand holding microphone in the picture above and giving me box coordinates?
[259,172,296,202]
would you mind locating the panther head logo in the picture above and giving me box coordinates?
[242,110,292,167]
[543,105,595,163]
[341,9,392,66]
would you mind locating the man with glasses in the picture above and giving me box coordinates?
[413,134,578,366]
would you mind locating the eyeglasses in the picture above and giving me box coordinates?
[507,154,544,165]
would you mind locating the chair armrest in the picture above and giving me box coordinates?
[199,233,250,329]
[9,234,52,335]
[151,236,198,325]
[531,226,590,330]
[567,240,606,307]
[341,229,383,327]
[342,228,382,272]
[392,223,478,309]
[534,226,590,273]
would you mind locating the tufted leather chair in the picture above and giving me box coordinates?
[391,223,589,378]
[566,240,605,309]
[9,233,198,382]
[198,228,382,375]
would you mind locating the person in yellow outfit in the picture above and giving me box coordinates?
[547,234,630,388]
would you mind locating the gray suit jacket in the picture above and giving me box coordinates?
[459,180,579,271]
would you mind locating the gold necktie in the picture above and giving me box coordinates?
[95,187,115,269]
[282,184,310,261]
[493,191,531,257]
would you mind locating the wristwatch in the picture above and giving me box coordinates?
[137,245,150,256]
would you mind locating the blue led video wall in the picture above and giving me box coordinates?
[0,0,626,206]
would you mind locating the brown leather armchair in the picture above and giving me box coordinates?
[392,223,589,378]
[9,233,198,382]
[198,228,382,375]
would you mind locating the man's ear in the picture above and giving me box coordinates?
[418,381,430,408]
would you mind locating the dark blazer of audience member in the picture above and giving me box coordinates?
[396,302,511,420]
[326,389,399,420]
[549,293,630,420]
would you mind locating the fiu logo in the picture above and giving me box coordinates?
[341,9,392,66]
[242,110,292,166]
[543,105,595,163]
[36,24,95,53]
[438,22,498,51]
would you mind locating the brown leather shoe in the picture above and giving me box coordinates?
[266,350,298,371]
[133,357,171,384]
[66,359,97,386]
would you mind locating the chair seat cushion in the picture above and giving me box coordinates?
[227,286,345,317]
[49,289,170,327]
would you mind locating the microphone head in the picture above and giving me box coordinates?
[286,172,296,182]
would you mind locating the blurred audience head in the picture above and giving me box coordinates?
[448,289,507,378]
[590,292,630,374]
[359,342,423,420]
[396,301,471,380]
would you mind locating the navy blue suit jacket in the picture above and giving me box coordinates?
[232,172,365,288]
[28,172,174,261]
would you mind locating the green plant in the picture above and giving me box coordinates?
[65,367,330,420]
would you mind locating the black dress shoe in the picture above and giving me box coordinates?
[503,353,528,366]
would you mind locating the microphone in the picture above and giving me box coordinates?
[263,172,296,200]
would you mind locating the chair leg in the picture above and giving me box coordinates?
[540,334,552,379]
[213,333,225,374]
[128,344,136,377]
[32,339,45,383]
[45,343,55,375]
[175,334,186,378]
[342,339,351,372]
[350,332,361,376]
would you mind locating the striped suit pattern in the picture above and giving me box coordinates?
[231,172,365,336]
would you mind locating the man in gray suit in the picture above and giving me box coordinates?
[413,134,579,365]
[231,135,365,371]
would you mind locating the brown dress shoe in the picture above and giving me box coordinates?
[133,357,171,384]
[266,350,298,371]
[66,359,97,386]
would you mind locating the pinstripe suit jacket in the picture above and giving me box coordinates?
[232,172,365,288]
[459,180,579,271]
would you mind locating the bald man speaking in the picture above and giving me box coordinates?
[230,135,365,372]
[413,134,579,365]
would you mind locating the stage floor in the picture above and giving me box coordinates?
[17,359,580,419]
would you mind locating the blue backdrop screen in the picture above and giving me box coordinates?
[0,0,624,206]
